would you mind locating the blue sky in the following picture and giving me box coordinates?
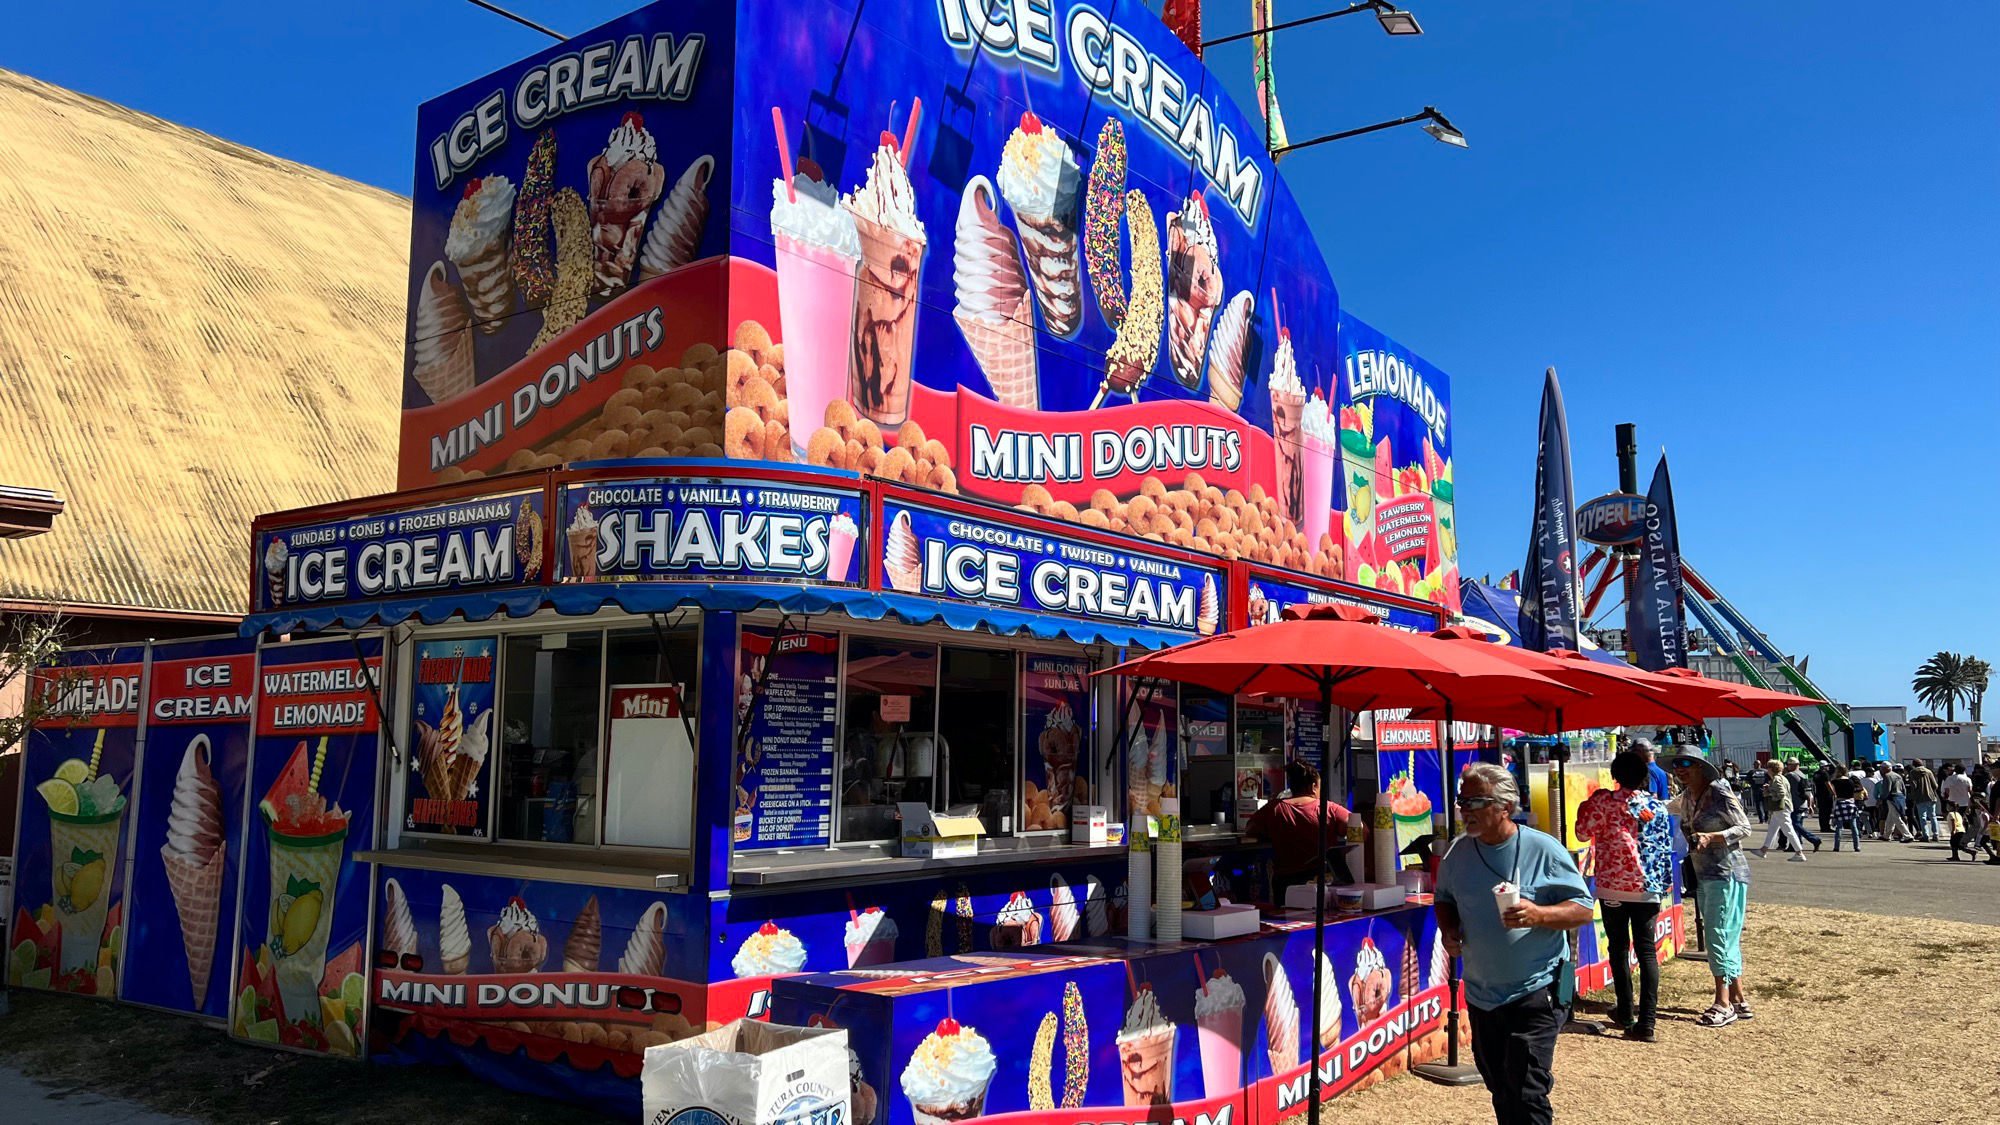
[6,2,1995,715]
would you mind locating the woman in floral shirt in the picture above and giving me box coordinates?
[1576,750,1674,1041]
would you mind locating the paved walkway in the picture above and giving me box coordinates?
[0,1064,201,1125]
[1741,817,2000,925]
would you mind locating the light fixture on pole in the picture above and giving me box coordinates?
[1270,106,1467,156]
[1200,0,1423,48]
[1422,109,1468,147]
[1373,2,1424,35]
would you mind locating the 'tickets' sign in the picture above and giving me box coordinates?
[256,490,544,611]
[556,477,865,583]
[395,0,1463,618]
[882,500,1223,636]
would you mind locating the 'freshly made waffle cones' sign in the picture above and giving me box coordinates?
[395,0,1458,616]
[403,638,498,838]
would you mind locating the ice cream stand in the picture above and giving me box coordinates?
[6,0,1693,1119]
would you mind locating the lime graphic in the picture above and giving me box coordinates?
[36,779,78,816]
[341,971,366,1012]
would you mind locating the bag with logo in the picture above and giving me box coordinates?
[643,1019,851,1125]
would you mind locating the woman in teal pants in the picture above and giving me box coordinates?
[1666,752,1753,1028]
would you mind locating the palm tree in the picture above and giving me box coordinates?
[1912,652,1973,721]
[1965,656,1990,725]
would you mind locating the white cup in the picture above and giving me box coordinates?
[1493,881,1520,913]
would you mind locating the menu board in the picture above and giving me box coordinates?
[1290,699,1329,770]
[736,626,840,850]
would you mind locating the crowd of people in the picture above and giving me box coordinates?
[1723,755,2000,862]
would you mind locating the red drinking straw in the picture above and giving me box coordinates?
[772,106,796,203]
[901,97,923,168]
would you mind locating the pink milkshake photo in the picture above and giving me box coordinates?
[1299,388,1338,553]
[1195,966,1246,1097]
[826,512,859,582]
[771,107,862,452]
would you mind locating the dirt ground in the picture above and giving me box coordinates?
[1334,901,2000,1125]
[0,993,619,1125]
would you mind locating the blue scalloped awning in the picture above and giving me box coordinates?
[239,584,1189,649]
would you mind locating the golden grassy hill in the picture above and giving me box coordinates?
[0,67,409,617]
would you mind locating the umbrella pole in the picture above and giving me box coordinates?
[1414,701,1481,1085]
[1308,679,1333,1125]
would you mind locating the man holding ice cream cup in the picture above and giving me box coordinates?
[1434,762,1593,1125]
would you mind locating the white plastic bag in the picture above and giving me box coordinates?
[643,1019,850,1125]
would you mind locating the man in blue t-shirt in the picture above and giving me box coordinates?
[1631,737,1673,800]
[1436,762,1594,1125]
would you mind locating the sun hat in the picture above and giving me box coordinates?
[1665,752,1722,784]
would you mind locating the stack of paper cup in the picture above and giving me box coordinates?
[1128,839,1153,941]
[1155,839,1183,942]
[1370,796,1399,883]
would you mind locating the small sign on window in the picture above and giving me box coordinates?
[879,695,911,722]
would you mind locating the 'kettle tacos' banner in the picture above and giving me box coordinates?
[398,0,1458,614]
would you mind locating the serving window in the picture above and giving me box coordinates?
[423,618,701,850]
[735,616,1109,857]
[838,637,939,843]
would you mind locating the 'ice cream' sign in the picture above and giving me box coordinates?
[257,491,542,610]
[557,479,866,584]
[883,500,1223,635]
[425,33,707,192]
[936,0,1266,224]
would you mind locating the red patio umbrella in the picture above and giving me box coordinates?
[1101,604,1586,711]
[1099,603,1587,1102]
[1650,666,1825,716]
[1404,631,1720,734]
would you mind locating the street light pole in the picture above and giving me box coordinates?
[1202,0,1423,49]
[1272,107,1466,157]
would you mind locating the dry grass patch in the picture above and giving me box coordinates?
[1328,902,2000,1124]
